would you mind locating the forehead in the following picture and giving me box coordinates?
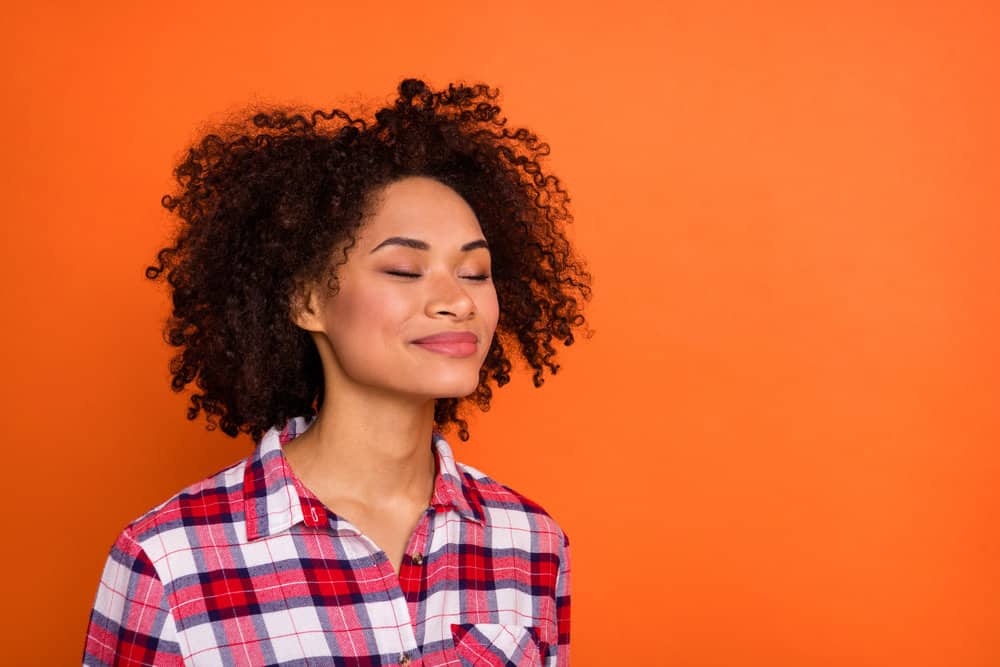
[359,176,484,246]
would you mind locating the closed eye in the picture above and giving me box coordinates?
[384,270,491,281]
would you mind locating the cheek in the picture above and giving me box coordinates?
[482,287,500,323]
[325,284,412,341]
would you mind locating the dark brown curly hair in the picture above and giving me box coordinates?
[145,78,594,443]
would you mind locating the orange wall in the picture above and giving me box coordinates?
[2,1,997,664]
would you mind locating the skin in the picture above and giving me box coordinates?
[286,175,500,575]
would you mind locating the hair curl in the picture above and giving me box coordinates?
[146,78,594,443]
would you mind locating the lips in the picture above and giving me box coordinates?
[411,331,478,344]
[410,331,479,357]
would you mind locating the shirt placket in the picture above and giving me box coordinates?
[301,491,434,666]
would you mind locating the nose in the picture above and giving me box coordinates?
[425,273,476,319]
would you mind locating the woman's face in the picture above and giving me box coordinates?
[299,175,500,402]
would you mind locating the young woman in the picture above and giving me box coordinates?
[83,78,592,666]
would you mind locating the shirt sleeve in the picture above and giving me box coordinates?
[549,530,571,666]
[82,528,184,666]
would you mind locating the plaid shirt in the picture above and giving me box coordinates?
[83,416,570,666]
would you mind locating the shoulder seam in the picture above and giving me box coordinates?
[126,457,250,538]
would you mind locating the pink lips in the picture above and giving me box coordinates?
[411,331,478,357]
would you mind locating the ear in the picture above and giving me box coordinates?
[289,281,326,333]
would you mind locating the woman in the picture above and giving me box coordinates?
[83,78,592,666]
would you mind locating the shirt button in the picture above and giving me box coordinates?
[411,552,423,565]
[400,653,411,665]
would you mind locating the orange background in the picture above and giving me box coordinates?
[2,1,997,665]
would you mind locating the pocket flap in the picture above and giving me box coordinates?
[450,622,549,666]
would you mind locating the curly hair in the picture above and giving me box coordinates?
[145,78,594,443]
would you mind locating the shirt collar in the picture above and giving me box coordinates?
[243,415,484,541]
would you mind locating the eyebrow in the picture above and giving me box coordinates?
[369,237,490,254]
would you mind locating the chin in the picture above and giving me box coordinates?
[424,380,481,399]
[438,385,481,399]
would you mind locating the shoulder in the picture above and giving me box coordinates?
[116,455,251,553]
[455,460,571,549]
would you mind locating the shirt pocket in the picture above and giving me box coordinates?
[450,623,549,667]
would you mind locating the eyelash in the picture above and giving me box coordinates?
[385,270,490,281]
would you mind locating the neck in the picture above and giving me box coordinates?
[282,386,438,510]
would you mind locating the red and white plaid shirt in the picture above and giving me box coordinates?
[83,416,570,666]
